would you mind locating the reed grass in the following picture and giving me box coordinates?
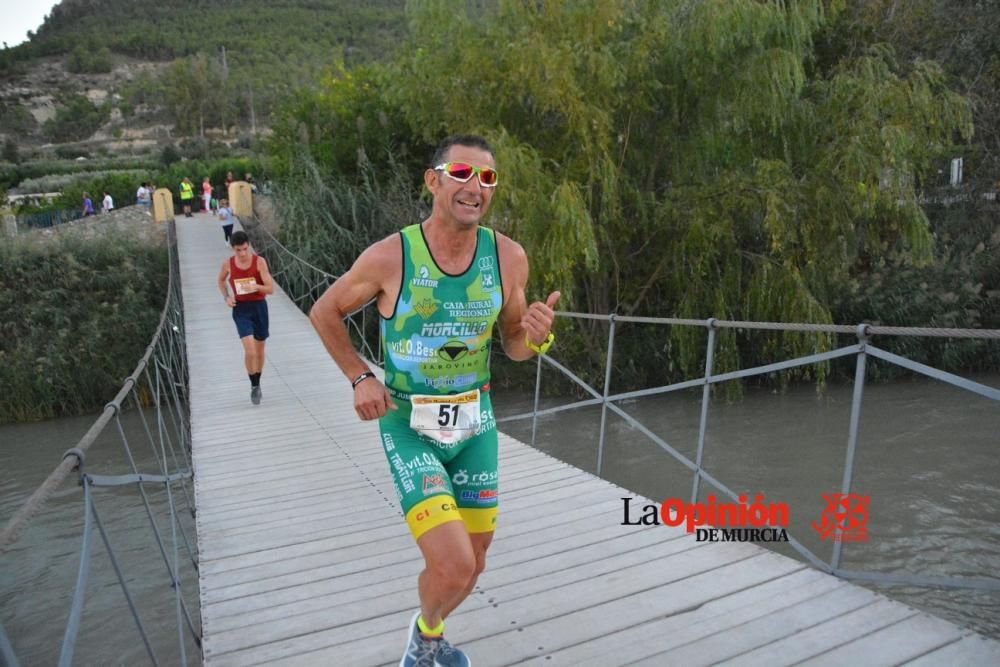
[0,234,168,423]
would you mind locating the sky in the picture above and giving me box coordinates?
[1,0,59,49]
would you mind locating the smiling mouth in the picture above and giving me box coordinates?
[457,198,480,209]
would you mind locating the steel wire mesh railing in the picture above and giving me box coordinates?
[0,220,201,666]
[499,314,1000,592]
[239,205,382,366]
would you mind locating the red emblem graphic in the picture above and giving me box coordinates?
[812,493,870,542]
[422,474,447,494]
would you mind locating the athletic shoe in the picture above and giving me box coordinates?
[434,637,471,667]
[400,612,439,667]
[251,386,261,405]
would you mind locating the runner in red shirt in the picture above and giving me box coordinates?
[217,230,275,404]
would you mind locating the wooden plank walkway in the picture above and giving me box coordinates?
[175,214,1000,666]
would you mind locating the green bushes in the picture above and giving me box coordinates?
[65,45,113,74]
[16,169,152,196]
[53,172,154,213]
[270,153,422,273]
[42,95,110,143]
[0,235,168,423]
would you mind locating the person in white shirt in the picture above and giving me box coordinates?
[217,199,235,243]
[101,192,114,214]
[136,182,151,208]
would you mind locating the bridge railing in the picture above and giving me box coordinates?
[241,197,999,595]
[239,206,382,365]
[497,315,1000,593]
[0,220,201,666]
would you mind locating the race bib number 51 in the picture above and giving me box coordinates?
[410,389,481,445]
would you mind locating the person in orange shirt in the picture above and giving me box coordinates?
[202,177,213,213]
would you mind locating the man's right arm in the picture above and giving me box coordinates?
[308,240,398,421]
[217,259,234,307]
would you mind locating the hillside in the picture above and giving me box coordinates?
[0,0,406,158]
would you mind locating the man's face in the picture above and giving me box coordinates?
[426,144,496,227]
[232,243,251,261]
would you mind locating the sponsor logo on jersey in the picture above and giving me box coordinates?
[422,474,448,496]
[414,298,439,319]
[460,489,498,504]
[421,321,489,337]
[424,373,478,389]
[412,265,439,288]
[438,340,470,361]
[443,300,496,318]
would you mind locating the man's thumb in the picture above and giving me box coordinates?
[545,291,562,309]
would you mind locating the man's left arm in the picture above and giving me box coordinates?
[255,257,276,296]
[497,240,560,361]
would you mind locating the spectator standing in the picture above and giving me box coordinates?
[136,182,151,209]
[179,177,195,217]
[101,191,114,213]
[202,177,213,212]
[82,193,95,216]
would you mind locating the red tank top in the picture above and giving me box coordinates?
[229,255,266,302]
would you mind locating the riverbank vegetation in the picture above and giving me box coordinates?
[0,234,167,423]
[264,0,1000,391]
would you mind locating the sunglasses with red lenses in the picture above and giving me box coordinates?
[434,162,498,187]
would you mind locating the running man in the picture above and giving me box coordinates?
[218,230,275,404]
[309,134,559,667]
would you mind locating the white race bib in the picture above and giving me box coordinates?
[410,389,481,445]
[234,277,258,295]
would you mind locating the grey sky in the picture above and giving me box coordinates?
[1,1,59,49]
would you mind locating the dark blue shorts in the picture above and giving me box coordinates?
[232,300,269,340]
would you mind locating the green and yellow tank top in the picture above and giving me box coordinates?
[382,223,503,398]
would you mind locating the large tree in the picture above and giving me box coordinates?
[271,0,974,380]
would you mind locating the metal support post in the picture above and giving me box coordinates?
[691,319,717,502]
[832,324,869,570]
[596,315,617,476]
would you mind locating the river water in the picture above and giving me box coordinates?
[2,372,998,664]
[0,409,201,666]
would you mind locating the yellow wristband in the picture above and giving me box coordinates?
[525,331,555,355]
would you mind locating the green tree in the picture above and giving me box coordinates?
[42,95,110,143]
[65,44,113,74]
[164,54,233,136]
[271,0,973,383]
[0,103,37,135]
[816,0,1000,186]
[2,138,19,164]
[160,144,181,167]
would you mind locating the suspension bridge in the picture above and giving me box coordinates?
[2,207,1000,666]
